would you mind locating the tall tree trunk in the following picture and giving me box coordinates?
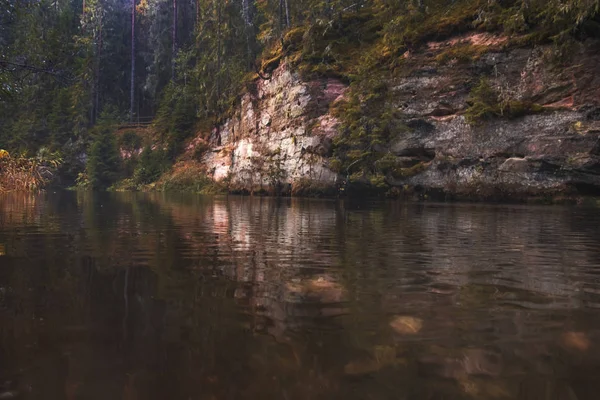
[242,0,250,26]
[172,0,177,81]
[93,11,102,124]
[216,0,221,109]
[195,0,200,75]
[279,0,283,30]
[285,0,290,27]
[196,0,199,30]
[130,0,135,122]
[242,0,252,67]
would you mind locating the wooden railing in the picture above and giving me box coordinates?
[116,116,154,129]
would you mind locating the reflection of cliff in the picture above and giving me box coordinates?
[3,193,600,399]
[149,195,349,341]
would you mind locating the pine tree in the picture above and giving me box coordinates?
[86,122,121,189]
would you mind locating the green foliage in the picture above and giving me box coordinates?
[465,78,544,124]
[154,81,197,152]
[133,146,170,185]
[464,79,501,123]
[332,78,406,180]
[86,128,121,189]
[158,173,216,193]
[435,44,488,64]
[119,131,143,152]
[155,162,226,194]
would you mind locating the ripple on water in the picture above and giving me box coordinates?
[1,193,600,399]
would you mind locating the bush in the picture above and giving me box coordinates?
[133,146,170,185]
[465,78,544,124]
[119,131,142,152]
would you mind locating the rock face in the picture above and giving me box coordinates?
[384,38,600,199]
[198,61,345,194]
[193,36,600,199]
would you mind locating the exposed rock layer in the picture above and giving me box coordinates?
[192,36,600,199]
[195,62,345,194]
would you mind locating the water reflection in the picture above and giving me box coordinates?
[1,192,600,399]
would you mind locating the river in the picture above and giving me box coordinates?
[1,192,600,399]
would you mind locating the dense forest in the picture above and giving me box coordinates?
[1,0,599,191]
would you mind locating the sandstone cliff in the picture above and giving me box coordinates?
[187,34,600,199]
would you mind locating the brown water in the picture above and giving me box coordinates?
[1,192,600,399]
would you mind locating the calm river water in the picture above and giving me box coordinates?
[1,192,600,399]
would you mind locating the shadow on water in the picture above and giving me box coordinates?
[1,191,600,399]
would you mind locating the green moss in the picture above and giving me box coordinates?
[392,162,429,179]
[260,48,283,74]
[502,101,545,118]
[369,174,388,188]
[283,26,306,53]
[157,172,225,194]
[435,44,488,64]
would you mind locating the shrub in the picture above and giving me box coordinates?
[465,78,544,124]
[119,131,142,152]
[133,146,170,185]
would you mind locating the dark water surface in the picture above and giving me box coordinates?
[1,192,600,399]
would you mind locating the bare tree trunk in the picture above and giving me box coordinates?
[241,0,252,67]
[93,11,102,124]
[216,0,221,108]
[196,0,199,28]
[285,0,290,27]
[172,0,177,81]
[279,0,283,30]
[241,0,250,26]
[129,0,135,122]
[195,0,200,77]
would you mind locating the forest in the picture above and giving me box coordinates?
[1,0,599,191]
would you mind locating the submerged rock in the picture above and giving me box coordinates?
[285,275,346,304]
[389,316,423,335]
[344,346,401,376]
[419,348,503,379]
[562,331,591,351]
